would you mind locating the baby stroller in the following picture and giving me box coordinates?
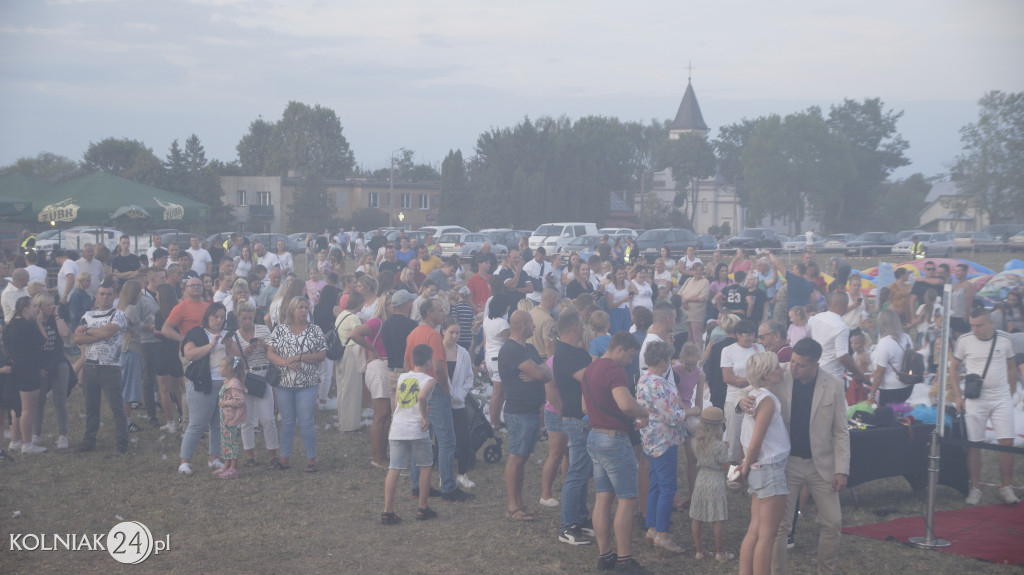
[464,392,503,464]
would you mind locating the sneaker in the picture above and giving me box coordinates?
[456,474,476,489]
[558,525,593,546]
[0,450,13,462]
[128,422,143,433]
[615,556,652,574]
[56,436,69,449]
[178,462,193,475]
[21,443,47,455]
[578,517,595,537]
[539,497,559,507]
[596,553,618,571]
[965,487,983,505]
[786,534,795,549]
[32,434,43,446]
[160,421,177,433]
[441,488,476,502]
[8,440,22,451]
[208,458,225,470]
[218,468,238,479]
[998,486,1020,504]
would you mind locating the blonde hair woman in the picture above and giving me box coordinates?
[118,280,145,432]
[349,293,392,467]
[31,292,72,449]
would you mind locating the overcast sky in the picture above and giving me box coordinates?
[2,0,1022,179]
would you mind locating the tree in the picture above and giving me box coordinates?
[0,152,83,183]
[164,134,234,233]
[876,174,932,232]
[236,117,275,175]
[82,137,163,186]
[655,131,716,224]
[358,149,441,182]
[340,207,389,232]
[439,150,469,224]
[625,120,669,227]
[951,91,1024,223]
[164,139,187,194]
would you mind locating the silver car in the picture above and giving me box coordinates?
[437,232,507,260]
[782,233,825,252]
[891,232,955,257]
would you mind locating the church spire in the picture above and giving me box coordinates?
[669,64,709,135]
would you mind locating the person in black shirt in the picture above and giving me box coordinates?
[497,249,533,305]
[111,235,141,287]
[717,270,750,319]
[551,310,595,543]
[744,273,769,323]
[381,290,419,400]
[377,246,405,276]
[705,314,740,409]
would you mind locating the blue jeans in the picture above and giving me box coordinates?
[412,390,456,493]
[560,417,593,529]
[180,379,223,461]
[277,385,318,460]
[505,411,541,457]
[587,430,638,498]
[646,445,678,533]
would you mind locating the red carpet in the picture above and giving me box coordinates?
[843,503,1024,565]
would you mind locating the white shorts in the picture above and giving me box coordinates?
[965,397,1016,441]
[486,359,501,384]
[365,358,390,400]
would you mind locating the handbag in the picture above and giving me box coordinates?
[325,312,349,362]
[233,333,268,398]
[963,335,997,400]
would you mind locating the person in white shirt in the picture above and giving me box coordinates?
[274,240,294,276]
[842,274,868,332]
[639,302,677,381]
[719,319,764,463]
[1,268,29,321]
[651,259,673,299]
[807,292,865,383]
[521,247,550,305]
[24,251,47,285]
[868,309,915,406]
[186,236,212,275]
[54,249,79,306]
[146,234,164,262]
[950,308,1020,505]
[677,246,703,282]
[254,242,280,277]
[77,243,104,298]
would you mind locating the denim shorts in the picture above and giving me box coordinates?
[747,459,789,499]
[388,437,433,470]
[587,430,638,498]
[543,409,565,435]
[505,412,541,456]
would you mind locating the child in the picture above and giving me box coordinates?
[850,332,872,378]
[588,310,611,359]
[382,344,438,524]
[216,356,247,480]
[787,307,810,345]
[690,406,732,561]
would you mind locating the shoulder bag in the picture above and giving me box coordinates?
[234,333,267,398]
[267,326,309,388]
[963,335,997,400]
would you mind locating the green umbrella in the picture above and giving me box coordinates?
[33,171,210,224]
[0,174,44,221]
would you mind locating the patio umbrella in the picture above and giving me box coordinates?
[977,269,1024,299]
[33,171,210,225]
[0,174,45,221]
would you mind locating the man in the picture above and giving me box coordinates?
[186,236,212,276]
[177,251,198,280]
[24,250,47,284]
[146,233,164,262]
[808,292,866,383]
[584,332,649,572]
[950,308,1020,505]
[758,320,793,362]
[1,268,29,321]
[54,249,79,307]
[768,251,814,315]
[497,249,533,305]
[228,234,244,260]
[842,274,869,339]
[426,257,457,294]
[717,270,750,319]
[937,262,952,286]
[165,263,185,299]
[138,268,162,426]
[553,311,595,545]
[478,242,498,273]
[160,278,210,350]
[597,235,612,261]
[394,237,414,265]
[754,257,779,301]
[253,242,279,277]
[404,298,473,502]
[739,338,849,575]
[467,255,491,314]
[74,281,130,453]
[111,235,141,284]
[78,243,104,297]
[521,247,550,305]
[910,235,926,260]
[417,245,444,276]
[165,242,180,269]
[744,271,769,323]
[720,319,764,462]
[150,248,169,271]
[256,266,282,319]
[499,310,552,520]
[378,246,405,276]
[909,260,944,313]
[528,288,558,359]
[382,289,419,404]
[949,263,977,336]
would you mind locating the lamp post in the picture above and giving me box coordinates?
[389,147,405,227]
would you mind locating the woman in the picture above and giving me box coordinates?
[630,267,654,315]
[266,278,304,328]
[224,278,254,320]
[677,262,710,349]
[233,245,254,278]
[729,249,752,275]
[353,232,367,259]
[313,273,342,408]
[234,300,279,468]
[275,240,294,276]
[869,308,916,406]
[267,296,327,472]
[659,246,677,274]
[355,275,379,321]
[4,297,47,454]
[704,314,740,410]
[562,252,582,285]
[738,351,790,575]
[32,292,72,449]
[483,295,512,429]
[154,284,185,432]
[68,272,94,332]
[441,317,477,489]
[178,302,240,475]
[396,266,419,294]
[213,273,234,305]
[334,292,366,433]
[349,293,392,467]
[539,326,567,506]
[329,249,346,278]
[611,237,624,261]
[637,340,688,553]
[605,266,635,335]
[565,262,595,300]
[200,273,215,302]
[117,280,145,433]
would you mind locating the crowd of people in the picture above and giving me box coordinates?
[1,227,1021,574]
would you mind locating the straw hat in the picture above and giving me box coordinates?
[700,406,724,425]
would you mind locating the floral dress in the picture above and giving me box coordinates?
[689,440,730,523]
[636,371,687,458]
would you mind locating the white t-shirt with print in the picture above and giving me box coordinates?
[81,308,127,365]
[390,371,434,440]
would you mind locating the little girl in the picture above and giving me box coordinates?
[215,357,247,480]
[787,307,810,345]
[690,406,733,561]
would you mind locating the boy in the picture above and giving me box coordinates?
[382,344,438,523]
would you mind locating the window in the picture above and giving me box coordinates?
[701,198,708,213]
[419,194,429,210]
[236,190,247,206]
[368,192,379,208]
[257,191,271,206]
[401,193,411,209]
[430,195,439,209]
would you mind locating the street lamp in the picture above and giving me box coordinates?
[389,147,405,227]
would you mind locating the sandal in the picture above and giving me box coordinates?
[716,552,735,562]
[653,536,685,554]
[381,512,402,525]
[243,458,257,467]
[505,509,534,522]
[645,528,656,547]
[304,463,318,473]
[416,507,437,521]
[271,459,291,471]
[370,460,387,470]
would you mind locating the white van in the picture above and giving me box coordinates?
[528,222,599,253]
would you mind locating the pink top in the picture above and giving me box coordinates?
[306,280,326,305]
[364,317,388,358]
[673,365,701,409]
[788,323,811,345]
[220,378,247,427]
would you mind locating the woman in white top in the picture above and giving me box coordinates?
[631,266,655,314]
[442,318,478,489]
[738,351,791,575]
[233,245,254,278]
[659,246,676,274]
[275,240,294,276]
[482,295,512,430]
[869,309,915,406]
[234,300,278,468]
[606,266,636,334]
[355,275,379,321]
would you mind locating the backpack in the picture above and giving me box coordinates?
[894,341,926,386]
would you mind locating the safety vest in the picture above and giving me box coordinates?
[911,241,925,259]
[623,245,633,265]
[20,235,35,252]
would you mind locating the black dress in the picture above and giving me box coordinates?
[3,317,46,392]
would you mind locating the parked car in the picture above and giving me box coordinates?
[560,235,603,262]
[598,228,638,240]
[287,232,315,253]
[161,231,204,249]
[437,232,507,260]
[891,232,955,258]
[897,229,928,242]
[719,228,784,250]
[844,232,900,256]
[954,232,1000,253]
[695,234,718,251]
[528,222,599,252]
[480,229,531,250]
[823,233,857,253]
[635,228,699,262]
[419,225,471,239]
[982,224,1024,243]
[381,229,430,246]
[31,229,64,252]
[1009,231,1024,252]
[782,232,825,252]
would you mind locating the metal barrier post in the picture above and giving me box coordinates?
[909,283,952,549]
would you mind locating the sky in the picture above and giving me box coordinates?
[1,0,1022,179]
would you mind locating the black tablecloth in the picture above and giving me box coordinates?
[848,421,969,496]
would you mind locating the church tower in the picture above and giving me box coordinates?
[668,74,709,139]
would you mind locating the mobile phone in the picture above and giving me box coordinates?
[250,338,259,344]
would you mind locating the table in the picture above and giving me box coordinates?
[847,422,969,498]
